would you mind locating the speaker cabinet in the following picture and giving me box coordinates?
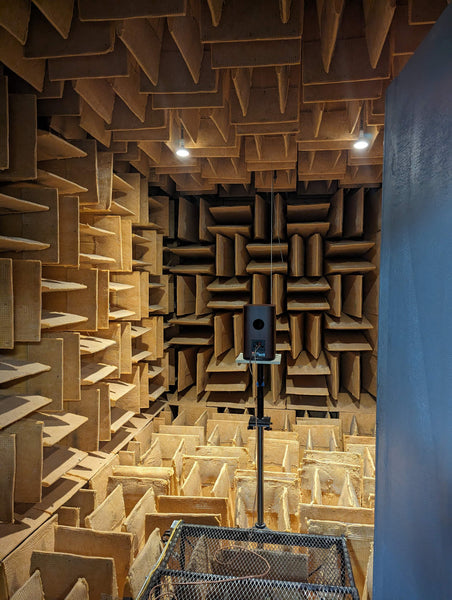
[243,304,276,361]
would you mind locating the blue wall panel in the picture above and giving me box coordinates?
[374,6,452,599]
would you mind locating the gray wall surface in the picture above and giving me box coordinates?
[374,5,452,599]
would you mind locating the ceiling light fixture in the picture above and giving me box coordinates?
[353,116,370,150]
[354,129,370,150]
[175,126,190,158]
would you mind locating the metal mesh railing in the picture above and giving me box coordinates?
[137,523,359,600]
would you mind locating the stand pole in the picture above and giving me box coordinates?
[255,362,266,529]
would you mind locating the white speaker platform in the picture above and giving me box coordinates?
[235,353,281,365]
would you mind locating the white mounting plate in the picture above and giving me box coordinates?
[235,353,282,365]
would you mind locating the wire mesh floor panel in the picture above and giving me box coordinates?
[138,524,359,600]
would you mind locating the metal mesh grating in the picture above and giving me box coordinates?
[136,523,360,600]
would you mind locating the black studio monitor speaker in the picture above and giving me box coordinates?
[243,304,276,361]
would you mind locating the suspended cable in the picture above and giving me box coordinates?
[270,171,274,304]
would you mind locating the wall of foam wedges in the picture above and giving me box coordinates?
[168,189,380,427]
[0,87,171,592]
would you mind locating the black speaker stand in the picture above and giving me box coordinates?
[237,353,281,530]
